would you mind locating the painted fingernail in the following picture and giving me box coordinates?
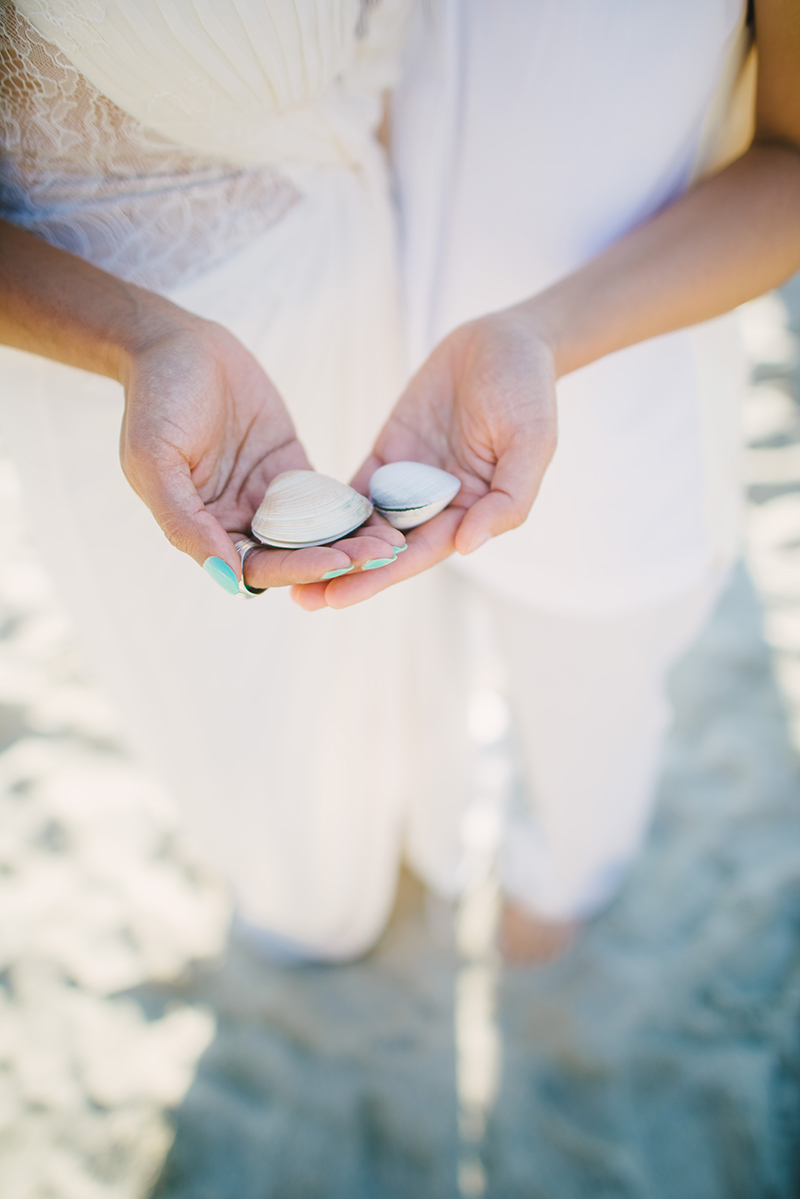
[393,543,408,553]
[203,556,240,595]
[464,533,491,555]
[363,556,397,570]
[322,566,355,580]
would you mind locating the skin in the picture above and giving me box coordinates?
[499,902,580,966]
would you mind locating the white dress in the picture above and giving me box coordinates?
[0,0,471,959]
[0,0,754,936]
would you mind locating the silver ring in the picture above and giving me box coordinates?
[234,537,268,597]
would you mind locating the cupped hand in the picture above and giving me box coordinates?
[291,309,558,611]
[119,315,404,591]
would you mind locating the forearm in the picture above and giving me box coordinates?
[0,219,192,383]
[521,142,800,377]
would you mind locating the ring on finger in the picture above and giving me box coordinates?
[234,537,268,597]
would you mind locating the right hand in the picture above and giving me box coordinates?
[119,314,404,590]
[292,309,557,611]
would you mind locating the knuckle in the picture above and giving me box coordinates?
[500,501,528,532]
[158,512,191,554]
[542,425,558,458]
[120,444,163,496]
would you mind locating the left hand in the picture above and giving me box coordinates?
[120,315,405,590]
[291,309,559,610]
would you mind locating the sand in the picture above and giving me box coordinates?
[1,280,800,1197]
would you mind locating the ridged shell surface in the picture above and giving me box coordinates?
[369,461,461,530]
[251,470,373,548]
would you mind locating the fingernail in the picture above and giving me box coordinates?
[464,533,491,555]
[322,566,355,580]
[203,556,240,595]
[363,556,397,570]
[393,543,408,553]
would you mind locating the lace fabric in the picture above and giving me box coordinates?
[0,3,301,291]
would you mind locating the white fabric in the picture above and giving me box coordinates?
[0,0,411,291]
[0,5,299,292]
[488,571,728,919]
[391,0,748,615]
[0,0,747,949]
[14,0,408,167]
[0,194,414,960]
[0,0,418,959]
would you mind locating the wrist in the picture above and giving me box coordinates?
[0,220,207,387]
[513,289,580,380]
[114,288,205,388]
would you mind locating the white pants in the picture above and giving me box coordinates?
[479,574,726,921]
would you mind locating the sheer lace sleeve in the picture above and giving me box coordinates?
[0,3,300,292]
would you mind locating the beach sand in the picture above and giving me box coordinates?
[1,281,800,1197]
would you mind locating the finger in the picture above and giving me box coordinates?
[328,532,400,570]
[127,451,244,576]
[240,543,356,588]
[245,523,405,591]
[359,512,407,551]
[454,431,555,556]
[319,506,464,608]
[290,581,330,611]
[287,523,408,610]
[335,516,405,559]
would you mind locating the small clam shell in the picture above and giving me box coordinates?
[369,461,461,530]
[251,470,373,548]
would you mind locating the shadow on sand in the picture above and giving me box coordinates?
[139,565,800,1199]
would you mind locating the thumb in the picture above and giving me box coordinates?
[126,453,243,584]
[454,431,553,556]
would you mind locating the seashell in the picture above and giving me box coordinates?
[369,461,461,530]
[251,470,373,548]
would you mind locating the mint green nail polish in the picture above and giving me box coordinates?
[393,543,408,553]
[322,566,355,580]
[203,556,240,595]
[363,556,396,570]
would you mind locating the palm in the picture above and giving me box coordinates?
[293,312,558,610]
[121,320,403,588]
[144,326,308,527]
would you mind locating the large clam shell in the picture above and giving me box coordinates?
[251,470,373,548]
[369,461,461,530]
